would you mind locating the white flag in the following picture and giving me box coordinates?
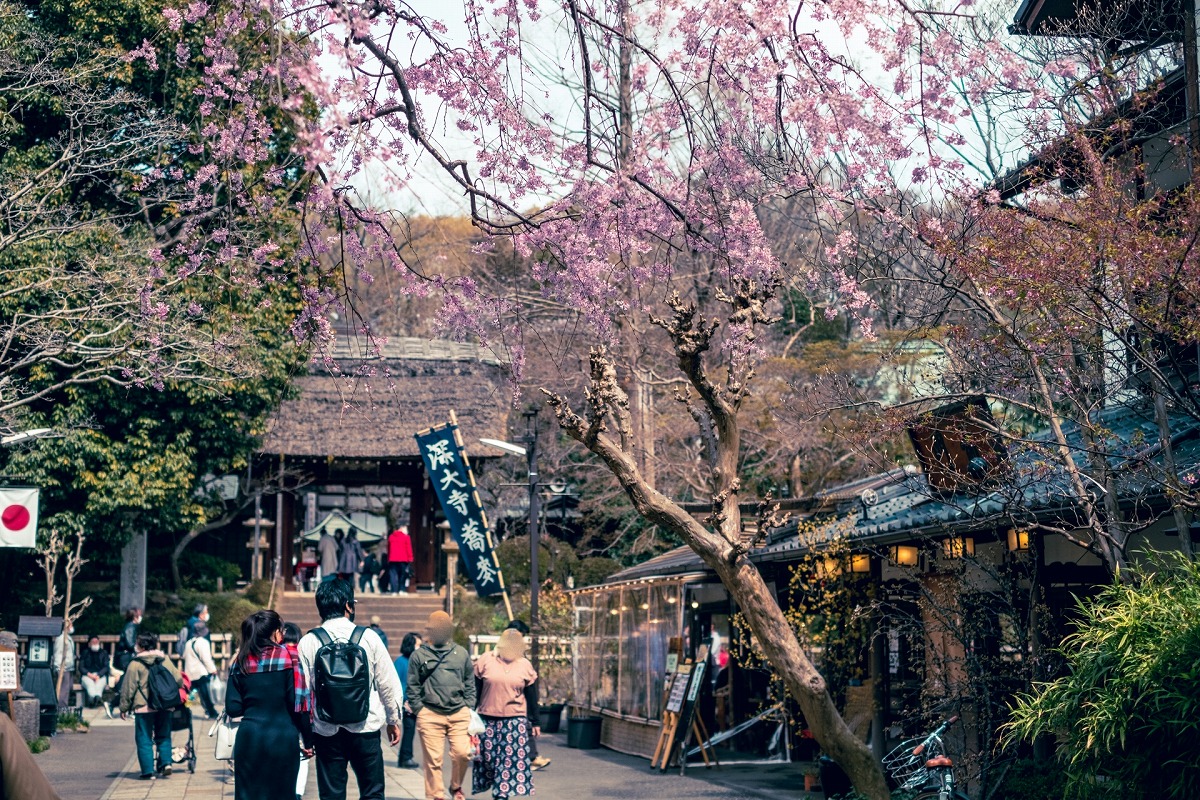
[0,487,39,548]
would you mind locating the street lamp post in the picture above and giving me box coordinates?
[480,407,543,675]
[523,408,541,677]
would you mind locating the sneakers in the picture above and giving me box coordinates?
[158,764,172,778]
[531,756,552,771]
[103,702,115,720]
[398,759,419,769]
[138,774,156,781]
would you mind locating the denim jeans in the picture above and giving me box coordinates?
[134,710,171,776]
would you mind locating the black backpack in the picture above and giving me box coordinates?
[310,627,371,725]
[146,661,182,711]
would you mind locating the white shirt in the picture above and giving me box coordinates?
[298,616,402,736]
[182,636,218,681]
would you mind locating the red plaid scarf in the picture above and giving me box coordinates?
[240,642,310,713]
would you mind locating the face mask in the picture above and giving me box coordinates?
[347,607,356,623]
[89,644,101,652]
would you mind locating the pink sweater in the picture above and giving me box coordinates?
[474,651,537,718]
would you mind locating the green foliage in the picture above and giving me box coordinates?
[203,594,262,636]
[450,588,507,646]
[1004,552,1200,800]
[28,737,51,754]
[495,535,578,588]
[994,758,1069,800]
[178,553,242,592]
[56,711,87,731]
[573,556,620,588]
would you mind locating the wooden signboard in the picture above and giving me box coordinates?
[665,664,691,713]
[675,644,716,774]
[0,646,17,721]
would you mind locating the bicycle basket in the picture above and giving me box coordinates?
[883,737,931,790]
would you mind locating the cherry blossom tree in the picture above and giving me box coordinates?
[120,1,1051,794]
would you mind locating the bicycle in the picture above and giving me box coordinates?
[881,715,969,800]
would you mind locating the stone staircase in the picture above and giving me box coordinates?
[274,590,445,658]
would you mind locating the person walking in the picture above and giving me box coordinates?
[368,616,389,652]
[472,629,539,800]
[107,608,141,719]
[226,610,313,800]
[281,623,311,800]
[182,621,220,719]
[52,624,76,708]
[318,528,339,582]
[118,632,183,780]
[178,604,209,654]
[407,611,475,800]
[393,632,422,769]
[297,579,402,800]
[338,530,365,585]
[503,620,551,771]
[78,635,111,708]
[359,552,380,594]
[387,527,413,595]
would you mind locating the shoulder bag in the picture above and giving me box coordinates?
[208,712,239,761]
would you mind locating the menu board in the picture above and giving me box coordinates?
[0,648,18,692]
[665,664,692,713]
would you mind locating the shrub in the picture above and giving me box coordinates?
[1004,552,1200,800]
[178,552,242,592]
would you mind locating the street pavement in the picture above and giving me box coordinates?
[35,703,816,800]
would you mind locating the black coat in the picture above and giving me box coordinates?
[226,668,312,800]
[78,648,110,677]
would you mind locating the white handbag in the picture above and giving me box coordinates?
[208,713,240,760]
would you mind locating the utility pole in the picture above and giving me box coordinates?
[524,408,541,675]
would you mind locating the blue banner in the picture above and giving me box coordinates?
[415,421,506,597]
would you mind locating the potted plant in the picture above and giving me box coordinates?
[803,765,821,793]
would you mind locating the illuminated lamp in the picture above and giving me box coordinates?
[942,537,975,559]
[890,545,919,566]
[850,554,871,573]
[1007,529,1031,552]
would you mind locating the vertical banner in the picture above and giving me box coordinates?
[415,417,506,597]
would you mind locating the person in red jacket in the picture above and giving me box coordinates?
[387,527,414,595]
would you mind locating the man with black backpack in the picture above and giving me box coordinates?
[118,632,184,780]
[298,579,402,800]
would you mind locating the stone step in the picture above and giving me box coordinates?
[274,592,446,654]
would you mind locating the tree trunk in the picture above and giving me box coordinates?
[172,515,237,591]
[548,387,890,799]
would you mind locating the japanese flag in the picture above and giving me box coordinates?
[0,487,38,548]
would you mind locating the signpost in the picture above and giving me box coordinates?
[0,646,17,721]
[415,412,512,618]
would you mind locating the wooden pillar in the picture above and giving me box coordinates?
[411,475,439,590]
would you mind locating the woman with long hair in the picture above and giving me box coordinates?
[225,610,313,800]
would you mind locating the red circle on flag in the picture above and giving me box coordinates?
[2,504,29,531]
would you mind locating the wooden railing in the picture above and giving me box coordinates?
[13,633,236,675]
[468,634,573,662]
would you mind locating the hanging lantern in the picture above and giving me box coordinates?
[1007,529,1031,552]
[890,545,919,566]
[942,537,975,559]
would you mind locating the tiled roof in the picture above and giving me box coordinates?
[589,399,1200,587]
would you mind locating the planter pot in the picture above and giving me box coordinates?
[539,703,565,733]
[566,716,602,749]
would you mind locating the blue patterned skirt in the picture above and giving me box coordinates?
[472,716,534,799]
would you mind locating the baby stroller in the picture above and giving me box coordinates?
[170,704,198,773]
